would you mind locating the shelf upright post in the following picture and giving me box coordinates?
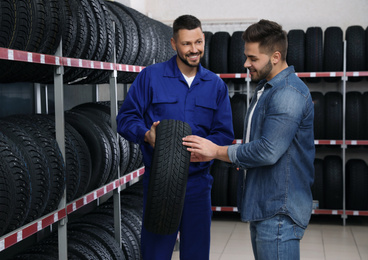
[109,22,122,247]
[53,40,68,259]
[341,40,348,226]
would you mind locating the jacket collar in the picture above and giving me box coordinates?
[163,55,212,82]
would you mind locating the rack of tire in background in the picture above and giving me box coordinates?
[207,26,368,225]
[0,0,367,258]
[0,0,176,259]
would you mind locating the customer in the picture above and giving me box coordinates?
[183,19,315,260]
[116,15,234,260]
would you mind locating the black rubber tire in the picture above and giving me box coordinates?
[69,223,126,260]
[144,119,191,235]
[346,159,368,210]
[70,109,120,184]
[231,93,247,139]
[0,159,16,236]
[346,92,364,140]
[305,27,323,83]
[210,160,230,206]
[325,92,342,140]
[287,29,305,73]
[229,31,246,80]
[210,31,230,73]
[311,92,325,140]
[346,26,366,74]
[125,142,143,174]
[201,31,213,69]
[312,158,324,209]
[323,26,343,82]
[228,167,239,207]
[0,131,31,233]
[4,116,66,215]
[324,156,343,209]
[65,111,112,192]
[363,92,368,140]
[0,120,50,223]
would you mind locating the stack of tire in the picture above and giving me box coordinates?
[11,181,144,260]
[202,25,368,83]
[0,0,175,84]
[313,157,368,210]
[311,91,368,140]
[0,101,143,237]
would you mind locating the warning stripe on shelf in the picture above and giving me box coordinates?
[0,167,145,252]
[0,47,145,72]
[0,208,67,252]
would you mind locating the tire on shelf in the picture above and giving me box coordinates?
[69,223,126,260]
[231,93,247,140]
[4,116,66,215]
[210,31,230,73]
[363,92,368,140]
[323,26,343,82]
[305,27,323,83]
[311,92,325,140]
[346,26,366,82]
[125,142,143,174]
[70,108,120,185]
[346,91,364,140]
[65,111,112,192]
[144,119,191,235]
[210,159,230,206]
[346,159,368,210]
[287,29,305,73]
[312,158,324,209]
[229,31,246,83]
[0,131,31,233]
[201,31,213,69]
[0,120,50,223]
[325,92,342,140]
[0,160,15,237]
[324,156,343,210]
[228,167,239,207]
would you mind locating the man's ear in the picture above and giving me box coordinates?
[272,51,281,65]
[171,37,176,51]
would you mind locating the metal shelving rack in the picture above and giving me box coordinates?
[0,44,145,259]
[1,38,368,256]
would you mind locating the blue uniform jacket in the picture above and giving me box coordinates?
[117,55,234,179]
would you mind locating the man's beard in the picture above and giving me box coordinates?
[177,51,202,67]
[251,59,272,82]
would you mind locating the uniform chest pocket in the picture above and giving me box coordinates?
[194,97,217,130]
[152,96,178,118]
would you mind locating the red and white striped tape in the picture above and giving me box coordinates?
[0,167,145,252]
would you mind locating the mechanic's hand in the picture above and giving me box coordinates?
[144,121,160,148]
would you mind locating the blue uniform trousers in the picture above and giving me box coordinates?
[141,173,213,260]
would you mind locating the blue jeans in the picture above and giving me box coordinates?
[250,214,306,260]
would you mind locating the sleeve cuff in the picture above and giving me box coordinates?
[227,144,240,164]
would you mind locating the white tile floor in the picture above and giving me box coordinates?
[172,213,368,260]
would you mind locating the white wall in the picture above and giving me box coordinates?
[115,0,368,34]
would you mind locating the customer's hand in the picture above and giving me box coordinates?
[144,121,160,148]
[182,135,217,162]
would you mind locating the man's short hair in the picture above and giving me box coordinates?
[173,15,202,40]
[242,19,288,60]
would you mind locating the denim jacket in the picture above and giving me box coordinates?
[227,66,315,228]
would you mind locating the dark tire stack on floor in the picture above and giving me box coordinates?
[12,182,144,260]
